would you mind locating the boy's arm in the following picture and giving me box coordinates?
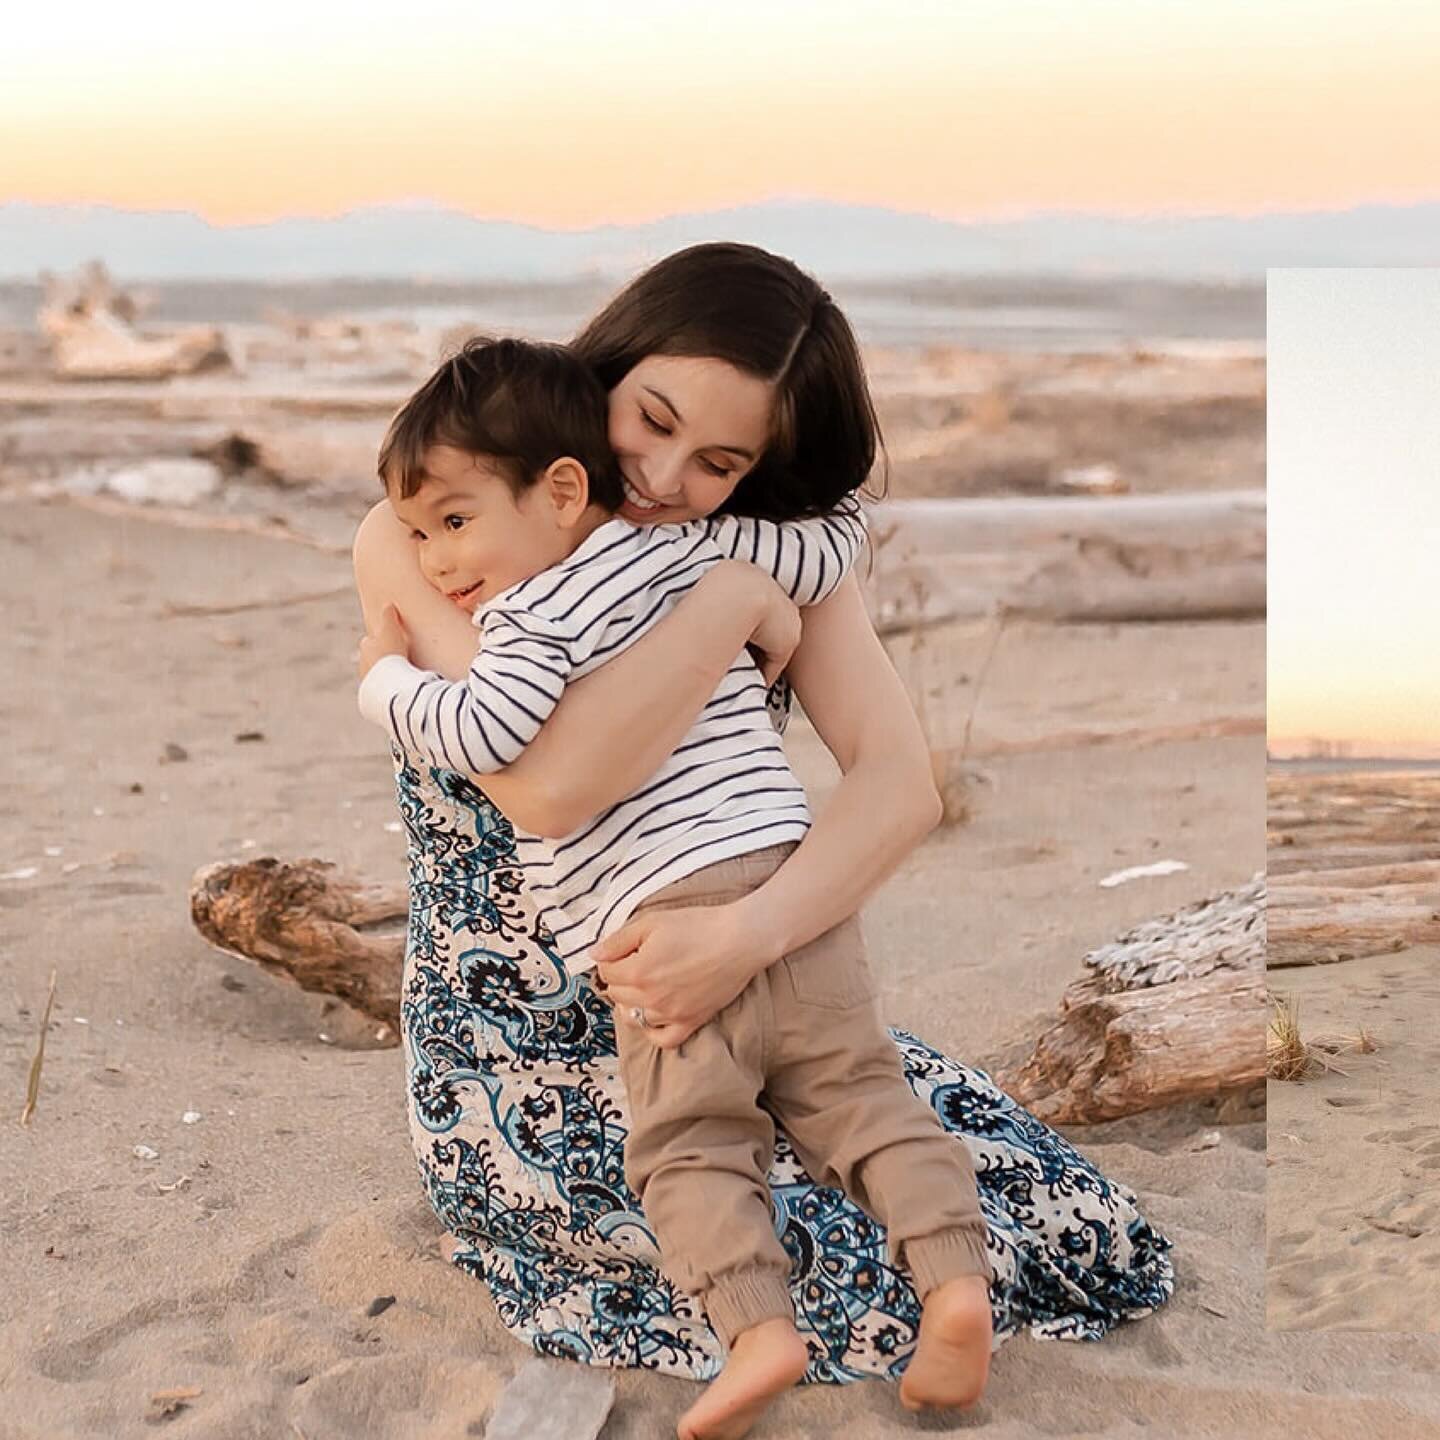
[358,611,573,774]
[697,501,868,606]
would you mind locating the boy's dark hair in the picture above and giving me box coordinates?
[572,242,886,523]
[378,336,624,510]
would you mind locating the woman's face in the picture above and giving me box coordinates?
[608,355,774,525]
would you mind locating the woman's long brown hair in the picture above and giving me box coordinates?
[572,242,886,522]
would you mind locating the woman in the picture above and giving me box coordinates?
[352,244,1173,1390]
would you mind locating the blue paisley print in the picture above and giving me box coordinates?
[393,742,1174,1383]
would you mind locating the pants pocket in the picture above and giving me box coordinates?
[780,914,876,1010]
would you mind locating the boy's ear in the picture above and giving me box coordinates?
[542,457,591,523]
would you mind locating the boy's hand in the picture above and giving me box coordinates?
[357,603,409,679]
[746,580,801,686]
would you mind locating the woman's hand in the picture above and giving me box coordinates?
[591,897,778,1049]
[590,572,941,1049]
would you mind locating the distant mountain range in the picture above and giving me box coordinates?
[1269,755,1440,767]
[2,198,1438,281]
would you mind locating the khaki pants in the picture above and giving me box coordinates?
[612,843,991,1347]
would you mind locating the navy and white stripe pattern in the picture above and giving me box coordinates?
[693,502,866,610]
[361,504,867,964]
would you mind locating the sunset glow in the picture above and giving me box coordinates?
[3,1,1439,224]
[1268,269,1440,759]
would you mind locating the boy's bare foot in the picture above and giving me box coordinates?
[437,1231,462,1263]
[899,1274,993,1412]
[678,1317,808,1440]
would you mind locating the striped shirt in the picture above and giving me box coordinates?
[359,503,866,966]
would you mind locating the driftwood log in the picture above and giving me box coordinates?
[2,353,1260,636]
[192,857,1268,1127]
[999,874,1266,1124]
[1267,882,1440,968]
[1267,768,1440,965]
[5,385,1261,639]
[38,262,230,381]
[190,858,407,1031]
[1268,845,1440,876]
[867,490,1265,631]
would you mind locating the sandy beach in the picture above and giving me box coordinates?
[0,494,1430,1438]
[0,296,1431,1434]
[1268,944,1440,1330]
[1266,766,1440,1332]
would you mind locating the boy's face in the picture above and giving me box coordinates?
[388,446,571,612]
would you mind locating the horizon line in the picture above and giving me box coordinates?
[7,193,1440,232]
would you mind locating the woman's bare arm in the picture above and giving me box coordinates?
[352,499,795,836]
[593,572,942,1046]
[733,571,942,957]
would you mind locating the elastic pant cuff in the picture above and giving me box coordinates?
[703,1267,795,1348]
[904,1224,993,1299]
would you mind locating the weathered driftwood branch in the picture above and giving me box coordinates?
[1269,860,1440,889]
[1266,772,1440,849]
[1267,843,1440,876]
[192,860,1268,1107]
[866,490,1265,631]
[1267,892,1440,968]
[190,858,407,1029]
[1000,874,1265,1123]
[1266,769,1439,963]
[38,262,230,381]
[1269,882,1440,907]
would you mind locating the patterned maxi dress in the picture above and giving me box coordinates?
[395,687,1174,1384]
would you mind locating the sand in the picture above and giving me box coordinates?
[1266,764,1440,1330]
[2,498,1438,1438]
[1268,945,1440,1331]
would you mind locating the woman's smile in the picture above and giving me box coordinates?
[620,474,686,523]
[622,478,663,513]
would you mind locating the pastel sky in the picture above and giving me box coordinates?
[3,0,1439,225]
[1268,269,1440,757]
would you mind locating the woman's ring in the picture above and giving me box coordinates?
[629,1006,651,1029]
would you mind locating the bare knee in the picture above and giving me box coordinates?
[352,498,412,630]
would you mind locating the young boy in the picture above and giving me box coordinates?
[357,338,993,1440]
